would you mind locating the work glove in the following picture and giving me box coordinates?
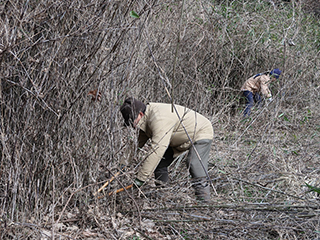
[133,178,144,188]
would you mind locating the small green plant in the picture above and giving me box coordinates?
[129,10,140,18]
[244,186,253,198]
[278,113,290,122]
[180,229,192,239]
[130,236,141,240]
[305,183,320,194]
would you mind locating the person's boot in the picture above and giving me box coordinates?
[193,178,211,202]
[154,166,169,186]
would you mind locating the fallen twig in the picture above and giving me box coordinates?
[93,171,121,196]
[125,224,155,240]
[108,184,134,197]
[132,203,319,213]
[231,177,317,203]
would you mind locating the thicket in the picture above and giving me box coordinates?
[0,0,319,239]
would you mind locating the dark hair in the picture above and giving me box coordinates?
[120,97,146,126]
[270,68,282,79]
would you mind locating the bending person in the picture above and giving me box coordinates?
[241,68,281,117]
[120,98,214,202]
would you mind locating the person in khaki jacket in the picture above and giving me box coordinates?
[120,97,213,202]
[241,68,281,117]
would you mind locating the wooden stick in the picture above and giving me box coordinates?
[108,184,133,196]
[96,184,134,199]
[93,171,121,196]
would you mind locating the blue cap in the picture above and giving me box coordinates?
[270,68,281,79]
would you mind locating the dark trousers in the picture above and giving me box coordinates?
[154,139,212,182]
[154,147,174,182]
[243,90,261,117]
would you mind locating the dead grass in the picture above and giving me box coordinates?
[1,0,320,239]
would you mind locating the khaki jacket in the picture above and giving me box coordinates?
[136,103,213,181]
[241,74,272,98]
